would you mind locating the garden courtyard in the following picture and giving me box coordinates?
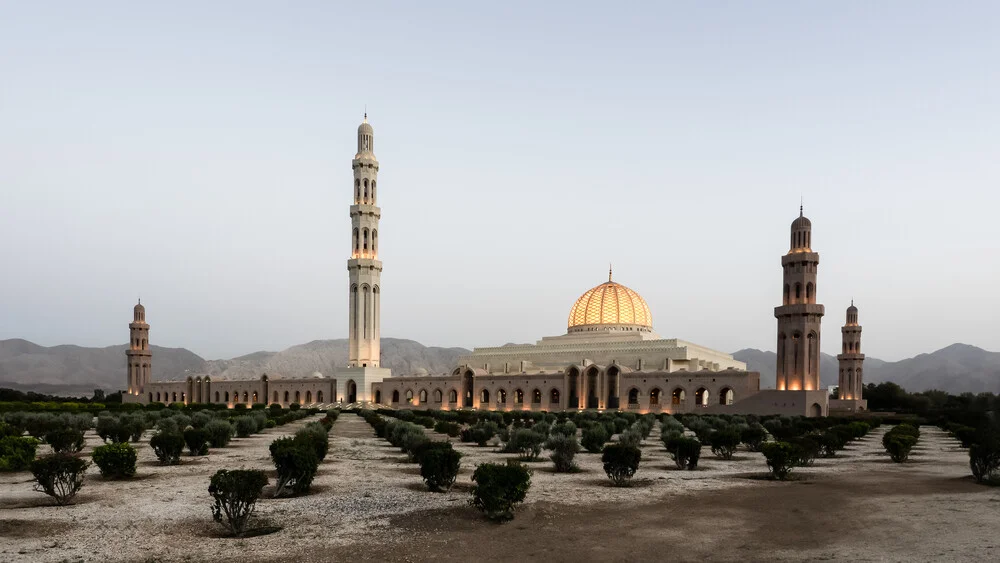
[1,412,996,563]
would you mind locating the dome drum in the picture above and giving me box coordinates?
[567,279,653,333]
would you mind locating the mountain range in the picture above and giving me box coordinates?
[2,337,999,396]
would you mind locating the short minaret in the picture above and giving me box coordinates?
[774,206,825,391]
[348,114,383,368]
[836,302,865,400]
[126,301,151,397]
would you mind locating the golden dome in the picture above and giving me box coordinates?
[567,274,652,332]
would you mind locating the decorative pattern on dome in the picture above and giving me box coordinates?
[567,281,652,330]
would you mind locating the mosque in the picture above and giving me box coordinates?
[124,116,866,417]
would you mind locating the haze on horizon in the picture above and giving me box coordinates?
[1,2,997,363]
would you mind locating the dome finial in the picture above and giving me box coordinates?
[609,263,613,282]
[363,105,367,123]
[800,196,803,217]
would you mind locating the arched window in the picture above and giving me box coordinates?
[284,391,289,403]
[672,388,685,405]
[405,389,413,403]
[480,388,490,404]
[224,391,229,402]
[372,230,378,255]
[433,389,443,403]
[156,392,161,402]
[317,390,324,403]
[363,228,369,253]
[241,391,247,403]
[720,388,734,405]
[448,389,457,403]
[419,389,428,403]
[371,181,376,202]
[172,392,178,403]
[295,390,301,403]
[628,388,639,404]
[532,389,541,404]
[392,390,400,403]
[273,391,278,403]
[306,391,312,403]
[353,228,359,253]
[355,178,360,202]
[497,388,507,404]
[649,388,661,405]
[375,390,381,404]
[514,389,524,404]
[252,391,258,403]
[363,178,369,203]
[806,282,814,301]
[794,283,802,301]
[695,388,709,406]
[149,392,153,402]
[181,392,186,403]
[783,284,790,304]
[550,388,560,405]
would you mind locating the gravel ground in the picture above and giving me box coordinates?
[1,416,996,563]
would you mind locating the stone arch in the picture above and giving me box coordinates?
[794,282,802,302]
[606,365,621,409]
[405,389,414,403]
[252,391,258,403]
[719,388,734,406]
[347,380,357,403]
[448,389,458,403]
[672,387,686,405]
[306,390,312,403]
[172,392,178,403]
[419,389,428,403]
[433,389,443,403]
[783,284,790,304]
[550,388,560,406]
[628,387,640,405]
[806,282,814,301]
[514,388,524,405]
[532,389,541,404]
[480,388,490,404]
[243,391,249,403]
[374,390,381,404]
[295,390,301,404]
[224,391,229,402]
[695,387,709,406]
[585,366,600,409]
[392,389,400,403]
[649,387,661,405]
[148,392,153,403]
[496,388,507,405]
[566,366,580,409]
[284,391,290,403]
[462,369,474,407]
[316,390,323,403]
[156,392,161,402]
[810,403,823,417]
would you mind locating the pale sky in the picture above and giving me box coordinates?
[1,1,997,362]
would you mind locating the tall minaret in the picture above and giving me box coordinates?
[348,114,382,368]
[126,300,151,397]
[774,206,824,391]
[836,302,864,400]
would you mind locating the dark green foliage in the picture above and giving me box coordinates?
[204,420,234,448]
[883,424,920,463]
[788,435,820,466]
[414,416,436,429]
[546,434,579,472]
[96,414,130,444]
[551,421,576,438]
[668,436,701,470]
[618,425,643,448]
[969,434,1000,483]
[294,424,330,461]
[434,420,462,437]
[740,424,768,452]
[419,445,462,492]
[31,453,88,505]
[208,469,268,537]
[289,403,301,411]
[460,421,498,446]
[709,428,742,460]
[183,428,210,456]
[602,443,641,486]
[121,413,147,443]
[45,428,85,454]
[506,428,545,460]
[92,442,137,479]
[469,460,531,522]
[234,416,257,438]
[581,424,609,453]
[150,432,184,465]
[817,431,846,458]
[270,437,319,496]
[0,436,39,471]
[612,417,629,435]
[762,441,799,480]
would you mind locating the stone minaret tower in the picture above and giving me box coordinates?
[837,302,864,400]
[348,114,382,368]
[774,206,825,391]
[126,300,151,397]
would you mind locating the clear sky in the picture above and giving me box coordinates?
[1,1,997,362]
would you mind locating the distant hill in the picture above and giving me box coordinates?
[0,338,468,395]
[733,344,1000,394]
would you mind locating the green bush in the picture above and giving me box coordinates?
[470,460,531,522]
[618,425,643,448]
[0,436,40,471]
[234,416,257,438]
[45,428,86,454]
[461,421,498,447]
[96,414,130,444]
[208,469,268,537]
[270,437,319,496]
[969,435,1000,483]
[419,446,462,492]
[183,428,210,456]
[670,437,702,470]
[740,424,768,452]
[294,424,330,462]
[434,420,462,437]
[581,424,609,453]
[788,435,820,466]
[92,442,137,479]
[709,428,741,460]
[31,453,88,505]
[817,431,846,458]
[120,413,147,443]
[546,434,579,472]
[150,432,184,465]
[204,420,234,448]
[762,441,799,480]
[506,428,545,460]
[551,421,576,438]
[289,403,301,411]
[602,443,641,486]
[884,434,918,462]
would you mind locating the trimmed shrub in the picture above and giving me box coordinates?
[96,415,130,444]
[551,421,576,438]
[184,428,210,456]
[204,420,234,448]
[208,469,268,537]
[671,437,702,470]
[289,403,301,411]
[470,460,531,522]
[150,432,184,465]
[884,434,918,463]
[461,422,498,447]
[506,428,545,460]
[434,420,462,437]
[420,446,462,492]
[121,414,147,443]
[546,434,579,472]
[817,431,846,458]
[762,441,799,480]
[709,428,742,460]
[0,436,40,472]
[602,443,641,486]
[234,416,257,438]
[92,442,137,479]
[45,428,85,454]
[788,435,820,466]
[31,454,88,505]
[740,424,768,452]
[581,424,609,453]
[969,435,1000,483]
[661,415,685,434]
[618,425,643,448]
[270,437,319,496]
[294,424,330,462]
